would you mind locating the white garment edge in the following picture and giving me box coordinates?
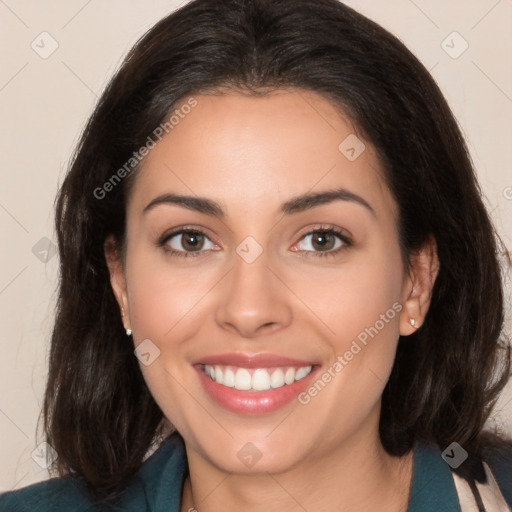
[451,462,511,512]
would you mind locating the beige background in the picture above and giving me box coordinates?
[0,0,511,492]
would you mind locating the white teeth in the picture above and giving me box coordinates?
[270,368,285,388]
[223,368,235,387]
[284,367,296,385]
[214,366,224,385]
[204,364,313,391]
[252,369,271,391]
[205,365,215,379]
[234,368,252,390]
[295,366,311,380]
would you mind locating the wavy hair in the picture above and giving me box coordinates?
[44,0,511,500]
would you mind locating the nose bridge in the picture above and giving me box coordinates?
[214,247,293,337]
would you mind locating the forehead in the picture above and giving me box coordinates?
[130,89,396,220]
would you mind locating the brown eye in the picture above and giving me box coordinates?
[167,231,214,253]
[311,232,337,251]
[181,232,204,251]
[297,230,344,253]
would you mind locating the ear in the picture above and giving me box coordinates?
[399,235,439,336]
[104,234,131,333]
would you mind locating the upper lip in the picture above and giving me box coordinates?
[193,353,318,368]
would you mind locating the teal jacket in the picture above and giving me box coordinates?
[1,434,511,511]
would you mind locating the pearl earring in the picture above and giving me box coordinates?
[410,318,419,329]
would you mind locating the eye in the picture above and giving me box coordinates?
[292,227,351,257]
[162,229,217,256]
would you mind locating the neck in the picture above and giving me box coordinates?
[180,427,413,512]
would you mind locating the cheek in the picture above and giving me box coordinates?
[123,248,213,432]
[125,247,215,341]
[292,242,403,408]
[293,247,403,351]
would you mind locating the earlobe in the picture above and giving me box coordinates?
[104,235,131,334]
[399,235,439,336]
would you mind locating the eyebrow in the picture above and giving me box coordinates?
[143,187,374,218]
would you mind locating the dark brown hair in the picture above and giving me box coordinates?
[44,0,511,501]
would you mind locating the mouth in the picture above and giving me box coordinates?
[193,353,319,415]
[201,364,313,391]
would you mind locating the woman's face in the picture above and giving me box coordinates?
[108,89,434,475]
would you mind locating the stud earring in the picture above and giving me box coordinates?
[120,306,131,336]
[410,318,419,329]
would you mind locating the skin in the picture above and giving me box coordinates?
[106,89,439,512]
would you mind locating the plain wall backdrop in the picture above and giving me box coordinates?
[0,0,511,492]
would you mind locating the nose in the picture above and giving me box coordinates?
[214,252,293,339]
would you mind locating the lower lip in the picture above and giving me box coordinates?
[195,366,318,415]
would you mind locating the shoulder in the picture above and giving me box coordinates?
[0,433,188,512]
[408,443,461,511]
[410,441,512,511]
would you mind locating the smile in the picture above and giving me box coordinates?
[193,353,319,415]
[202,364,313,391]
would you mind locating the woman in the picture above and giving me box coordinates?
[1,0,511,510]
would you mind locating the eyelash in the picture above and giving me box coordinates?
[157,224,352,259]
[297,225,352,259]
